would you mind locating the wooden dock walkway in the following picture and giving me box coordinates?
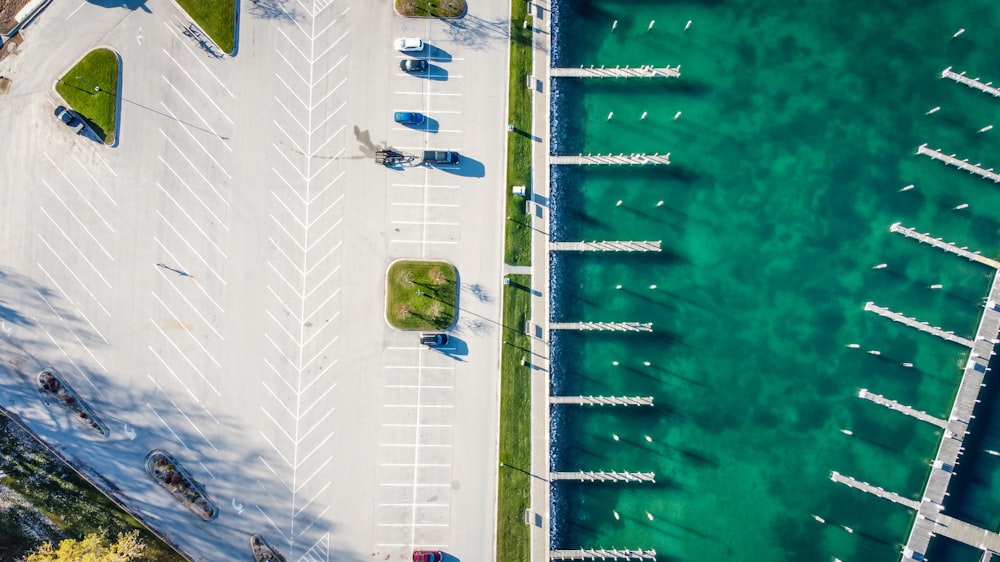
[941,66,1000,98]
[549,322,653,332]
[917,144,1000,183]
[550,471,656,483]
[550,240,662,252]
[863,302,974,348]
[550,153,671,166]
[890,222,1000,269]
[829,471,920,510]
[550,549,657,561]
[550,65,681,79]
[550,396,654,406]
[902,269,1000,560]
[857,389,946,429]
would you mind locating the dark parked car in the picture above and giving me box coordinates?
[400,59,429,73]
[54,105,84,134]
[422,150,459,165]
[420,333,449,347]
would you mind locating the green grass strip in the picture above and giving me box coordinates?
[175,0,236,54]
[385,260,458,330]
[55,48,119,145]
[395,0,466,18]
[495,274,533,562]
[0,412,185,561]
[503,2,533,266]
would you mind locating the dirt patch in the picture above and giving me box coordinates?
[0,0,31,35]
[0,76,11,93]
[0,31,23,63]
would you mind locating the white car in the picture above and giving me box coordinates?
[394,37,424,52]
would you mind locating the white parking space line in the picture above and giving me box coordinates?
[385,385,454,390]
[65,2,86,19]
[31,308,105,397]
[40,180,115,261]
[162,20,235,98]
[38,208,112,288]
[147,315,223,396]
[147,375,219,451]
[149,292,222,367]
[152,238,226,313]
[383,423,453,428]
[379,483,451,488]
[159,133,231,207]
[389,239,459,245]
[162,78,231,152]
[390,202,460,208]
[154,180,228,255]
[377,523,448,528]
[161,48,234,124]
[390,183,461,189]
[155,114,231,179]
[154,207,228,286]
[42,153,116,232]
[71,155,117,206]
[394,91,463,96]
[147,402,191,450]
[36,235,111,317]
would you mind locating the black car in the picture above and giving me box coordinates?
[420,333,449,347]
[400,59,429,73]
[54,105,84,134]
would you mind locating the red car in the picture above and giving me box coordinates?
[412,551,443,562]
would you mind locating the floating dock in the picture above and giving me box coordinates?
[550,549,657,561]
[549,322,653,332]
[550,153,671,166]
[829,471,919,510]
[550,396,653,406]
[889,223,1000,269]
[858,389,946,429]
[550,241,662,252]
[917,144,1000,183]
[550,471,656,483]
[863,302,974,348]
[941,66,1000,98]
[550,65,681,79]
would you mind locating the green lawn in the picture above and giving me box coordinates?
[55,48,119,145]
[495,275,533,562]
[504,3,534,266]
[385,260,458,330]
[0,412,184,561]
[394,0,466,18]
[176,0,236,54]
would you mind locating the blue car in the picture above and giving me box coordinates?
[394,111,425,125]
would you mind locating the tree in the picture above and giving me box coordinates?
[24,530,146,562]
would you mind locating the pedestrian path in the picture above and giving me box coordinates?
[550,396,653,406]
[550,471,656,483]
[889,222,1000,269]
[549,322,653,332]
[550,549,657,561]
[864,302,974,348]
[917,144,1000,183]
[549,153,671,166]
[857,388,946,429]
[550,241,661,252]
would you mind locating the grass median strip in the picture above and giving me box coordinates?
[0,411,184,561]
[504,1,533,266]
[394,0,466,18]
[175,0,236,54]
[55,48,119,145]
[385,260,458,331]
[496,275,532,562]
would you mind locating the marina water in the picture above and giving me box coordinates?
[548,2,1000,560]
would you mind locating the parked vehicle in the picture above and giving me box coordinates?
[400,59,429,73]
[394,37,424,52]
[422,150,459,165]
[54,105,84,134]
[420,333,449,347]
[394,111,426,125]
[412,550,444,562]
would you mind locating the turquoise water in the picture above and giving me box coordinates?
[548,2,1000,560]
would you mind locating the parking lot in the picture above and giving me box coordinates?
[0,1,509,560]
